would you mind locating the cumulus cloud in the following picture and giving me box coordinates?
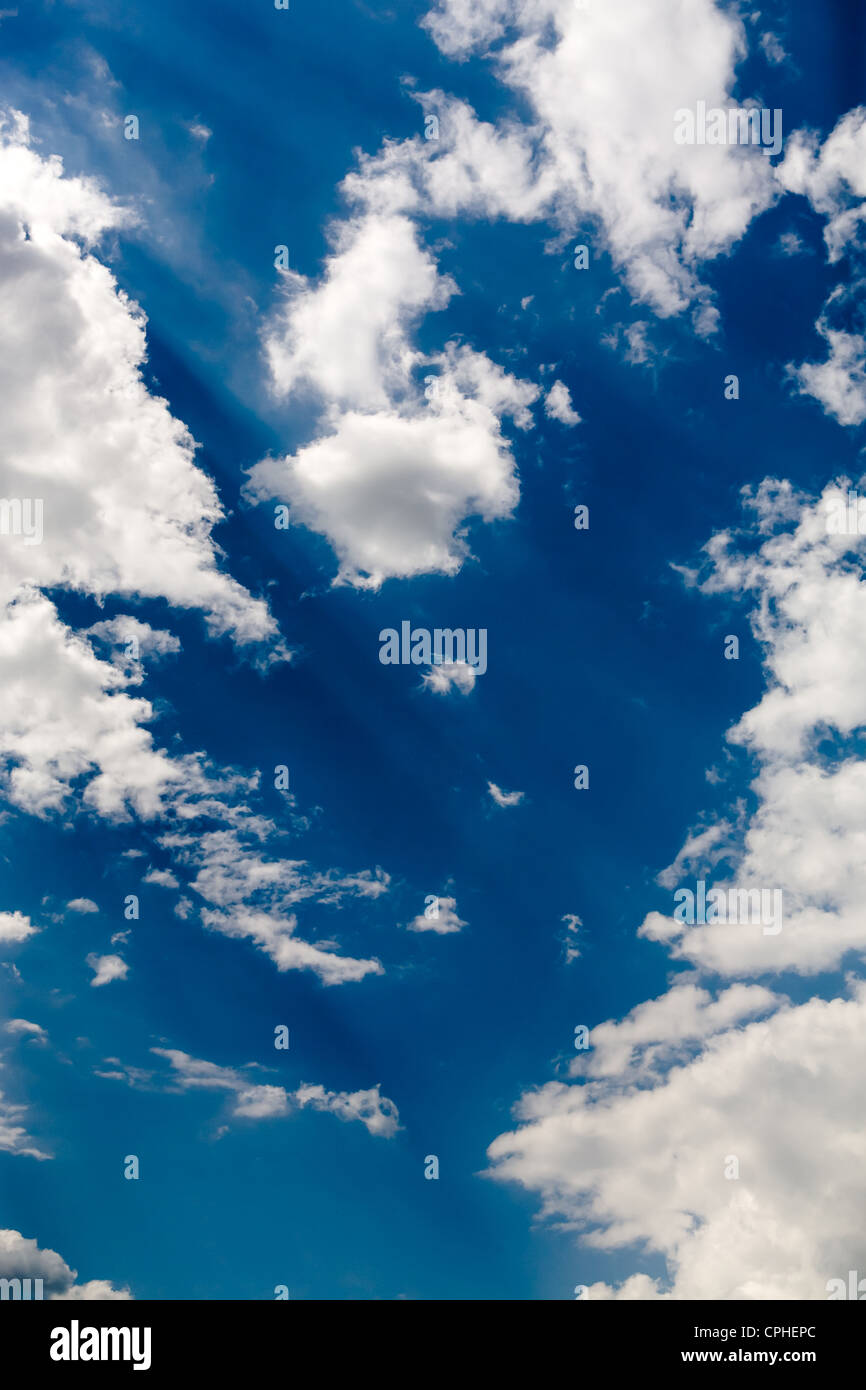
[655,820,734,890]
[101,1048,400,1137]
[0,909,37,943]
[778,112,866,426]
[162,826,387,984]
[244,21,866,600]
[150,1048,290,1118]
[777,230,806,256]
[4,1018,46,1041]
[0,1228,131,1298]
[788,319,866,427]
[0,1087,50,1160]
[543,380,580,426]
[294,1082,400,1137]
[199,907,384,984]
[759,32,788,67]
[406,895,466,934]
[86,617,182,667]
[248,0,858,586]
[0,591,184,819]
[487,781,525,807]
[486,479,866,1297]
[640,479,866,976]
[602,319,658,367]
[262,213,451,410]
[0,111,279,644]
[422,660,478,695]
[571,981,781,1081]
[559,912,582,964]
[0,112,400,1194]
[778,107,866,263]
[247,285,536,587]
[142,867,179,890]
[0,113,286,822]
[242,82,549,593]
[86,952,128,987]
[247,0,839,585]
[489,985,866,1299]
[421,1,779,327]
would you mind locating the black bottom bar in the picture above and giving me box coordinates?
[2,1300,861,1376]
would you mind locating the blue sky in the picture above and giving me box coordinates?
[1,0,866,1301]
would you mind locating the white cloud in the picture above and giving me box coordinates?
[487,479,866,1297]
[142,867,179,890]
[249,407,520,589]
[0,909,37,943]
[4,1018,46,1040]
[294,1082,400,1138]
[245,0,816,587]
[344,91,554,226]
[0,1228,131,1298]
[630,479,866,975]
[488,984,866,1299]
[0,1088,50,1160]
[87,617,181,665]
[263,213,452,410]
[104,1048,400,1136]
[232,1084,290,1120]
[151,1048,289,1118]
[543,379,580,426]
[0,112,286,821]
[759,32,787,67]
[571,981,781,1081]
[778,108,866,263]
[777,230,805,256]
[421,1,779,327]
[560,912,582,964]
[0,591,183,818]
[655,820,734,890]
[248,327,535,588]
[422,660,478,695]
[487,781,525,807]
[51,1281,135,1301]
[407,895,466,935]
[774,112,866,431]
[421,0,515,56]
[242,95,547,592]
[788,319,866,427]
[86,952,128,987]
[576,1275,671,1301]
[66,897,98,914]
[163,826,387,984]
[0,112,280,644]
[200,907,383,984]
